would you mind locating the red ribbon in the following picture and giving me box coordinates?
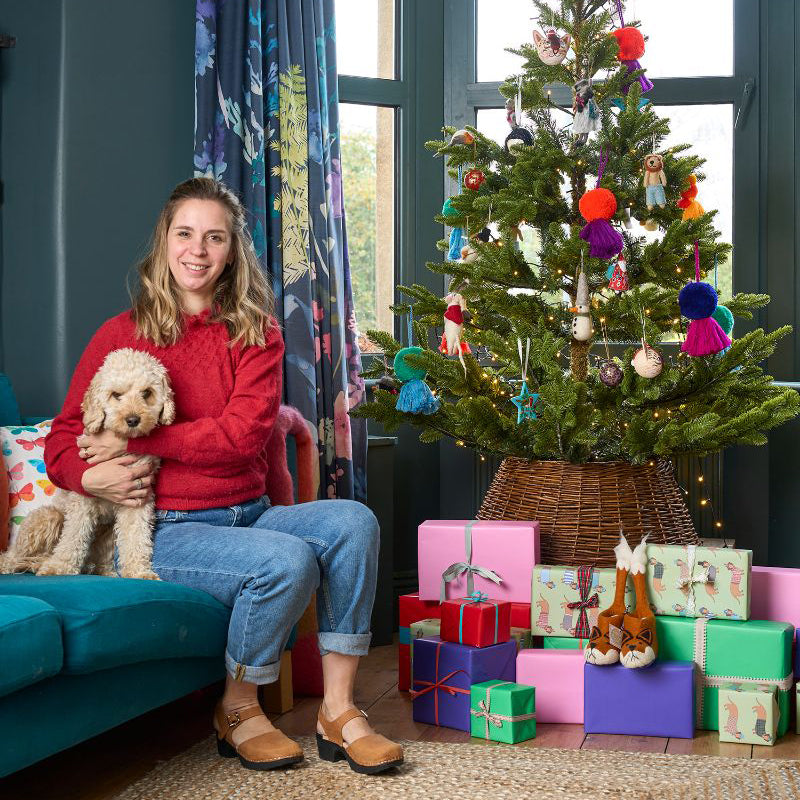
[411,641,470,725]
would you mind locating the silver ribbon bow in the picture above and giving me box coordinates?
[440,522,502,603]
[675,545,716,615]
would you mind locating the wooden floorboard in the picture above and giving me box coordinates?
[5,641,800,800]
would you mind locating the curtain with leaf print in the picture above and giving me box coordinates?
[194,0,366,502]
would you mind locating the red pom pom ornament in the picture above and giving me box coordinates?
[579,187,617,222]
[612,27,645,60]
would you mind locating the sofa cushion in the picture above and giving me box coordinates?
[0,595,63,698]
[1,419,54,549]
[0,574,229,675]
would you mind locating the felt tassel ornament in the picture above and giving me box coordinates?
[569,269,594,342]
[610,2,653,109]
[439,292,472,376]
[679,243,731,357]
[579,149,624,260]
[620,535,659,669]
[394,347,440,414]
[677,174,705,220]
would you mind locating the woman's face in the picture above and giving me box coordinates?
[166,199,233,311]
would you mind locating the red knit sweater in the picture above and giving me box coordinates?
[44,309,285,510]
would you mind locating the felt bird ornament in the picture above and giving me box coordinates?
[569,271,594,342]
[533,28,571,65]
[678,243,731,357]
[439,292,472,375]
[677,174,705,220]
[435,129,475,157]
[460,244,479,264]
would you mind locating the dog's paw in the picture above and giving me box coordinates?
[120,567,160,581]
[37,559,80,576]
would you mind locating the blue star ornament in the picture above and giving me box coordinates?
[511,382,539,424]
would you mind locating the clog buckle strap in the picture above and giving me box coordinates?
[226,711,242,729]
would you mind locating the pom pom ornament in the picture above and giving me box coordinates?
[612,26,654,97]
[505,127,534,154]
[579,188,624,259]
[642,152,667,230]
[569,270,594,342]
[677,174,705,220]
[572,79,601,146]
[608,256,629,292]
[533,28,571,65]
[439,292,472,376]
[678,243,732,357]
[631,343,663,378]
[441,197,460,225]
[464,168,485,190]
[713,304,734,337]
[393,346,440,415]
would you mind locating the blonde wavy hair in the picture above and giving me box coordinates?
[131,177,275,348]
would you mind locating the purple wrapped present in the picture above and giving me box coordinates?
[584,661,695,739]
[412,636,516,731]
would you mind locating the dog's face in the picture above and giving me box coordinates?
[82,348,176,437]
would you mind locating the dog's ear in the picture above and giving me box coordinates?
[81,372,106,433]
[158,375,176,426]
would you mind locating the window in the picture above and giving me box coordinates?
[336,0,400,352]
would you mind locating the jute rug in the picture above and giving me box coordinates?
[111,735,800,800]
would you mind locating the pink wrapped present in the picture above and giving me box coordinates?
[751,566,800,629]
[516,648,584,723]
[418,520,540,603]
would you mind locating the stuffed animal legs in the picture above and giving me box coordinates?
[620,536,658,668]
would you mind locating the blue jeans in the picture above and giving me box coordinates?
[150,497,379,685]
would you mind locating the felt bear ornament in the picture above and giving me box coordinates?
[677,174,705,220]
[572,79,601,147]
[533,28,571,65]
[642,152,667,231]
[569,271,594,342]
[679,244,731,357]
[439,292,472,376]
[394,347,440,415]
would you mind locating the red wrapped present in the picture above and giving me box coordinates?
[398,593,442,691]
[511,602,531,629]
[440,592,511,648]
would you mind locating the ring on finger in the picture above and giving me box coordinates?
[136,478,143,491]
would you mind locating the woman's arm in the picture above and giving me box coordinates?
[44,319,118,495]
[126,322,285,470]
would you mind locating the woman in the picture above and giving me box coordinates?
[44,177,403,774]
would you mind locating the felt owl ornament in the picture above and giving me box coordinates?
[533,28,571,65]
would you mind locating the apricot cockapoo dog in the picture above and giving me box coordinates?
[0,348,175,579]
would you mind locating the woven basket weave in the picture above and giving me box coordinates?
[477,457,700,568]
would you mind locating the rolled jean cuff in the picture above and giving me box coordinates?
[225,650,281,685]
[318,631,372,658]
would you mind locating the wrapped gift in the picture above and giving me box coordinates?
[584,661,695,738]
[516,648,584,723]
[797,684,800,734]
[751,566,800,630]
[440,592,511,648]
[398,593,442,691]
[418,520,540,603]
[543,636,582,650]
[531,564,634,638]
[656,616,793,733]
[470,680,536,743]
[410,618,441,680]
[796,629,799,679]
[511,603,531,629]
[510,627,533,651]
[412,636,516,731]
[645,544,752,620]
[718,683,779,745]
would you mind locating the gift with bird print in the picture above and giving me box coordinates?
[645,543,752,621]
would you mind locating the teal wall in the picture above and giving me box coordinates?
[0,0,194,416]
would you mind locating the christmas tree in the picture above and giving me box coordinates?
[353,0,799,466]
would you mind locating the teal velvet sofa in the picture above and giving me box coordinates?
[0,374,282,777]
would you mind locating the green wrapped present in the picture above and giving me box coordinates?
[531,565,634,638]
[470,680,536,743]
[718,683,779,745]
[410,618,441,679]
[510,627,533,651]
[656,616,793,733]
[543,635,582,650]
[646,544,752,620]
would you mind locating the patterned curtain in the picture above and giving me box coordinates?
[194,0,367,502]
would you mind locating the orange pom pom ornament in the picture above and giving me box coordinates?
[578,150,624,259]
[579,187,617,222]
[612,27,645,61]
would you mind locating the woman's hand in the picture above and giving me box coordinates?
[77,429,128,464]
[80,455,155,507]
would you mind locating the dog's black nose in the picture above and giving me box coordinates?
[125,415,141,428]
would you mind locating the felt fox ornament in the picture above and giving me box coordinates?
[620,535,658,668]
[584,535,630,665]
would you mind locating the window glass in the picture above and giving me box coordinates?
[339,103,396,352]
[335,0,395,79]
[476,0,529,82]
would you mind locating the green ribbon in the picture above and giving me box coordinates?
[440,522,503,603]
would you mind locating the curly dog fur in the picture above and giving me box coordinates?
[0,348,175,579]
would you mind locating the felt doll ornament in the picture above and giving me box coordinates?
[571,79,601,147]
[533,28,571,65]
[679,242,731,357]
[439,292,472,376]
[642,152,667,231]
